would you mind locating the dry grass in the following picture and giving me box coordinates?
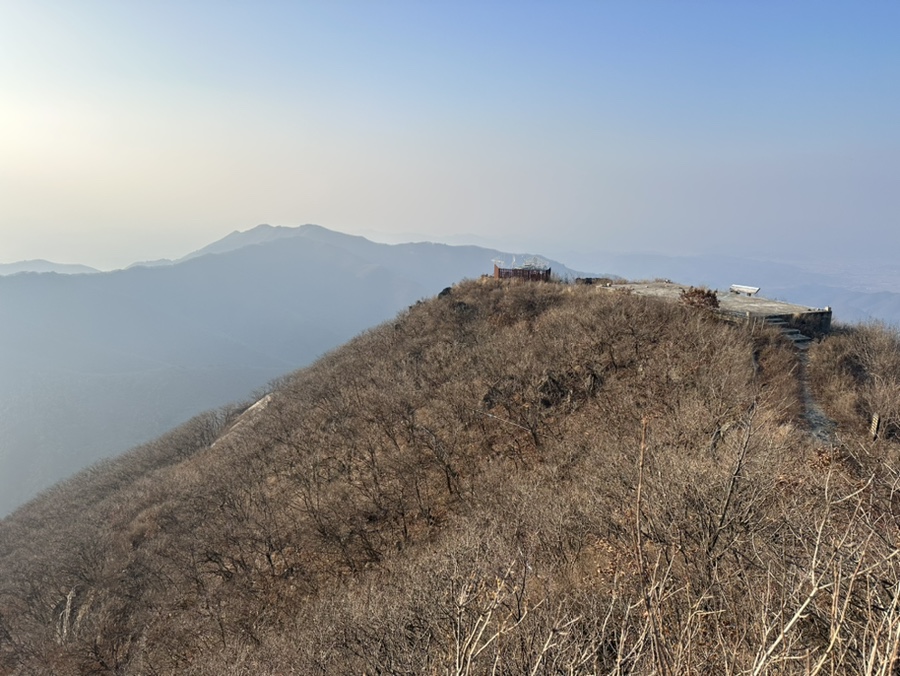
[1,280,898,674]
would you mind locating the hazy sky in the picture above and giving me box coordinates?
[2,1,898,270]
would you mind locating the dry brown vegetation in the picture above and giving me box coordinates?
[809,323,900,437]
[679,285,720,311]
[1,279,899,674]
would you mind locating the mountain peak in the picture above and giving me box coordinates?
[177,224,310,262]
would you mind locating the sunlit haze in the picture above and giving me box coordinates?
[1,1,898,270]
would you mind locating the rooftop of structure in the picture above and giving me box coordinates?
[612,281,829,316]
[496,264,550,271]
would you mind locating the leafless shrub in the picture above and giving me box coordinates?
[680,285,720,310]
[4,279,898,674]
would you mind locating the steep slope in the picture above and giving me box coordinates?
[0,226,593,516]
[0,235,422,515]
[3,280,896,674]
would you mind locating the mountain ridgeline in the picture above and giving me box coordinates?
[2,279,899,674]
[0,224,588,516]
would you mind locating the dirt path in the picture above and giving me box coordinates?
[798,352,836,445]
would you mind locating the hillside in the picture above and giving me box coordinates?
[0,224,591,516]
[2,280,899,674]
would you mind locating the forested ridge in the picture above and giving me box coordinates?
[2,279,900,674]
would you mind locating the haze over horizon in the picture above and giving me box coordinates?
[2,1,898,271]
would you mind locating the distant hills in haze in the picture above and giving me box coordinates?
[0,225,588,516]
[9,227,900,326]
[0,260,99,275]
[127,224,313,268]
[5,223,900,517]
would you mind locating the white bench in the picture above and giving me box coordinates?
[729,284,760,296]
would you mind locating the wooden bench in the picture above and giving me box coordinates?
[729,284,760,296]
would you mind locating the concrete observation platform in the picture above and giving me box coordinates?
[611,282,832,346]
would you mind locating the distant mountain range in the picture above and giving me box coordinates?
[6,224,900,516]
[9,229,900,325]
[0,259,99,275]
[0,225,590,516]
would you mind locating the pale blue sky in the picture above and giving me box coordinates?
[1,1,898,269]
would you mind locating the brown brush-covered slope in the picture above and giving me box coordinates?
[1,280,899,675]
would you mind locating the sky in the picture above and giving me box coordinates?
[1,1,898,270]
